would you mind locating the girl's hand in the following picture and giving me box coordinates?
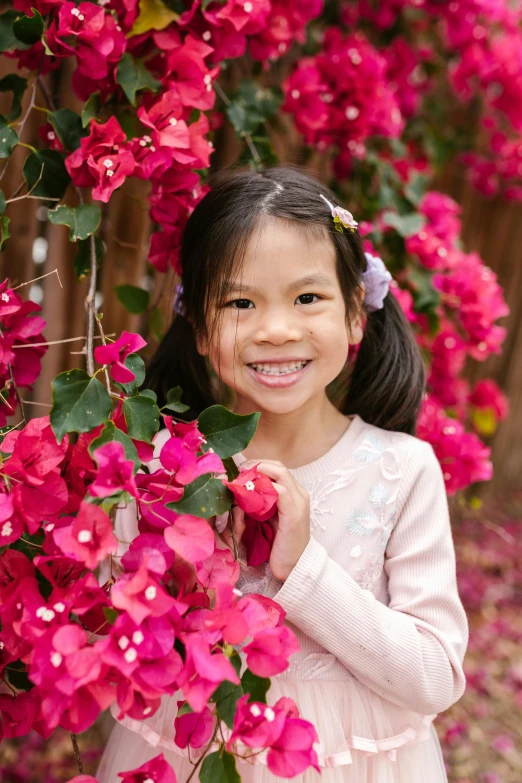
[237,459,310,582]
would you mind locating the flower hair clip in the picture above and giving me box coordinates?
[319,194,358,233]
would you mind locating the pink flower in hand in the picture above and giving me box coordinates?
[223,467,278,521]
[243,625,300,677]
[94,331,147,383]
[90,441,138,499]
[118,754,177,783]
[174,701,214,749]
[53,501,117,570]
[242,513,275,566]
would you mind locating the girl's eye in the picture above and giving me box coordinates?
[296,293,320,305]
[228,298,254,310]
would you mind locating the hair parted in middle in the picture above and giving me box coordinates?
[145,165,426,435]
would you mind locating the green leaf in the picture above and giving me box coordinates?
[149,306,164,341]
[0,11,29,55]
[0,190,5,216]
[22,149,71,201]
[223,456,239,481]
[48,108,88,151]
[48,204,101,241]
[0,216,10,251]
[13,8,44,45]
[407,267,441,313]
[163,386,189,414]
[89,420,140,470]
[0,74,28,121]
[381,211,426,238]
[50,369,113,444]
[241,669,270,704]
[167,474,232,519]
[226,80,283,137]
[103,607,119,625]
[74,236,103,281]
[404,174,429,208]
[0,114,18,158]
[197,405,260,459]
[128,0,179,36]
[210,680,243,729]
[116,52,161,105]
[200,750,240,783]
[113,353,146,396]
[122,394,160,443]
[115,284,150,314]
[81,93,100,128]
[140,388,157,401]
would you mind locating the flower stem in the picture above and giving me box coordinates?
[70,733,84,774]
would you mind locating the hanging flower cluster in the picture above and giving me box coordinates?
[0,329,316,778]
[0,281,47,427]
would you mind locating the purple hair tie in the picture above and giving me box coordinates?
[173,283,185,316]
[362,252,392,312]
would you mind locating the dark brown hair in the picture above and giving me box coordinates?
[145,166,426,435]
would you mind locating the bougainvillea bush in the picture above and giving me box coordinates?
[0,0,515,780]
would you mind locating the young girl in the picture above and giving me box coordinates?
[97,166,468,783]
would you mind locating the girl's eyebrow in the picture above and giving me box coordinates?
[225,273,336,294]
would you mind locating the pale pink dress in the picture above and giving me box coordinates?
[96,415,468,782]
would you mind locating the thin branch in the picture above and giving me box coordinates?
[184,722,220,783]
[12,268,63,291]
[0,76,38,185]
[84,234,98,375]
[70,734,84,775]
[37,74,57,113]
[20,399,52,408]
[12,333,115,349]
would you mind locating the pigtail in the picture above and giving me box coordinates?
[343,293,426,436]
[144,314,215,419]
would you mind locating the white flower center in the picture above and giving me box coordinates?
[118,636,130,650]
[345,106,359,120]
[145,586,157,601]
[264,707,275,722]
[45,523,55,532]
[169,117,177,126]
[291,89,300,99]
[143,707,152,715]
[244,1,253,11]
[1,521,13,537]
[202,30,212,41]
[103,159,113,168]
[53,602,66,613]
[1,293,9,302]
[42,609,55,622]
[132,630,144,645]
[106,170,114,177]
[250,704,262,717]
[124,647,138,663]
[77,530,92,543]
[245,481,256,491]
[51,652,63,668]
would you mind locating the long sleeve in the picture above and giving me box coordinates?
[273,441,469,716]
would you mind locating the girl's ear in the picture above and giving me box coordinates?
[346,284,365,346]
[195,328,208,357]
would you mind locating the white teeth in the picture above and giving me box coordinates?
[250,361,308,376]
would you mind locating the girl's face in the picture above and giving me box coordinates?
[199,217,363,417]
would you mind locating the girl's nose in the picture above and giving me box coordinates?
[253,307,302,345]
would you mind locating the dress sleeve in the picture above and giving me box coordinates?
[272,442,469,715]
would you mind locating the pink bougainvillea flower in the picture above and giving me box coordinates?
[121,532,174,576]
[118,754,177,783]
[53,501,118,571]
[266,711,320,778]
[227,694,286,750]
[0,690,40,738]
[159,434,224,485]
[179,635,240,712]
[111,563,176,625]
[223,467,278,522]
[98,612,177,679]
[163,36,218,111]
[90,441,138,499]
[94,331,147,383]
[138,90,192,162]
[242,513,275,567]
[147,228,183,274]
[136,471,183,532]
[243,625,300,676]
[174,701,214,749]
[164,515,215,564]
[195,545,240,589]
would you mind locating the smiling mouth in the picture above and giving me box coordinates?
[248,360,311,376]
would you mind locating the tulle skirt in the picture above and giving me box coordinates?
[96,676,448,783]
